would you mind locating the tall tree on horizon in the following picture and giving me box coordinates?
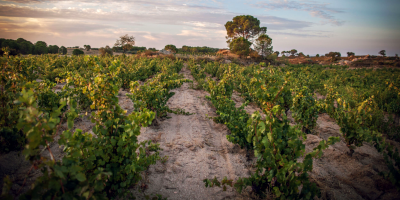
[225,15,266,44]
[114,34,135,53]
[379,50,386,57]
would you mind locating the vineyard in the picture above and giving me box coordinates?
[1,54,400,199]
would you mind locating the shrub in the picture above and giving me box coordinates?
[144,50,155,56]
[99,45,113,56]
[347,52,355,57]
[325,52,341,62]
[164,44,177,53]
[72,49,84,56]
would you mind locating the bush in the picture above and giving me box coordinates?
[249,50,261,60]
[325,52,341,62]
[144,50,155,56]
[99,46,113,56]
[72,49,84,56]
[266,53,277,64]
[165,44,177,53]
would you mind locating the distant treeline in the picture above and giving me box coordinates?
[178,45,219,53]
[0,38,67,55]
[112,46,149,53]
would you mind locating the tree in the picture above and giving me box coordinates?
[298,52,305,57]
[16,38,27,43]
[274,51,280,56]
[34,41,48,55]
[18,41,34,54]
[114,34,135,53]
[0,39,19,55]
[325,52,341,62]
[99,45,113,56]
[379,50,386,57]
[253,34,273,59]
[290,49,298,56]
[59,46,67,55]
[2,39,19,52]
[84,45,91,51]
[0,38,5,47]
[182,45,189,52]
[229,37,251,57]
[316,54,320,57]
[16,38,34,54]
[347,52,355,57]
[48,45,59,54]
[148,48,157,51]
[225,15,266,44]
[164,44,177,53]
[72,49,84,56]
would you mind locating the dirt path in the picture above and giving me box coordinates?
[132,67,253,199]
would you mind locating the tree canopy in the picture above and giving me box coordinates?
[84,45,91,51]
[99,45,113,57]
[229,37,252,57]
[59,46,67,55]
[48,45,59,54]
[72,49,84,56]
[254,34,273,59]
[34,41,48,55]
[225,15,266,43]
[347,52,355,57]
[164,44,177,53]
[290,49,298,56]
[114,34,135,53]
[325,52,341,62]
[379,50,386,57]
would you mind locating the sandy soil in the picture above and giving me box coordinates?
[131,67,255,199]
[1,65,399,199]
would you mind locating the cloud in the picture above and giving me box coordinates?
[143,34,158,41]
[0,3,313,31]
[252,0,345,26]
[258,16,313,30]
[0,17,114,35]
[0,0,332,50]
[268,31,330,38]
[177,30,207,37]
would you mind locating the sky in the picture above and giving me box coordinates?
[0,0,399,56]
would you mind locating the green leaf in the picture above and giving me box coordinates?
[76,173,86,182]
[273,187,281,197]
[67,119,74,129]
